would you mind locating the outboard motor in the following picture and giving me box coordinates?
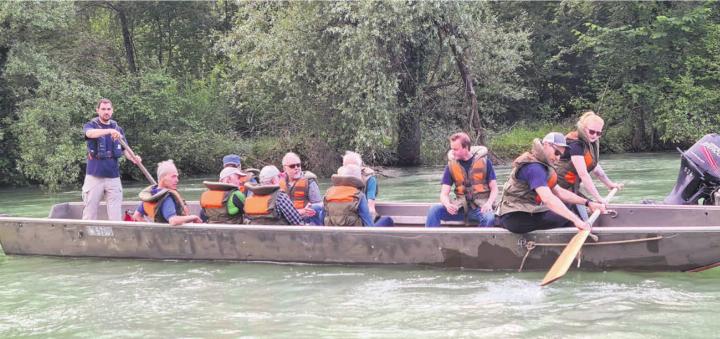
[664,133,720,205]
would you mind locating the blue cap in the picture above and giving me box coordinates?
[222,154,241,167]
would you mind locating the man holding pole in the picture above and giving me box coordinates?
[497,132,606,233]
[82,98,142,221]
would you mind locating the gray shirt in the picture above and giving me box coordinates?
[308,181,322,204]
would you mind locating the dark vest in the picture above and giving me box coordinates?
[86,118,123,160]
[498,140,558,216]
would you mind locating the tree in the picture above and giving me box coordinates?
[576,1,720,150]
[220,1,529,167]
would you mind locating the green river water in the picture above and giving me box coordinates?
[1,152,719,338]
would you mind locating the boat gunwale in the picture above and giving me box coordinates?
[2,215,720,235]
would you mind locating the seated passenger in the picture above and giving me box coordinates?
[340,151,394,226]
[279,152,323,225]
[132,160,203,225]
[425,132,498,227]
[323,165,393,227]
[199,167,247,224]
[222,154,258,195]
[498,132,606,233]
[244,165,304,225]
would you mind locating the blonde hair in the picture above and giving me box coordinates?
[342,151,363,166]
[156,160,178,181]
[577,110,604,129]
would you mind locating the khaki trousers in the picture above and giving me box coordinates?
[82,175,123,220]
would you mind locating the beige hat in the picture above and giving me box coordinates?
[219,167,246,180]
[259,165,281,183]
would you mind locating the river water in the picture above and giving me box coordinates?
[1,152,719,337]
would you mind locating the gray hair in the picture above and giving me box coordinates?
[342,151,363,166]
[156,160,177,181]
[338,164,362,179]
[282,152,301,166]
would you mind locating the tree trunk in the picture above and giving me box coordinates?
[155,15,163,66]
[631,107,647,151]
[115,5,137,74]
[396,40,423,166]
[448,38,486,146]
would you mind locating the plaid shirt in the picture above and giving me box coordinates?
[275,191,304,225]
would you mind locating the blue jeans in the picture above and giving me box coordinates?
[372,216,394,227]
[425,204,495,227]
[305,204,324,225]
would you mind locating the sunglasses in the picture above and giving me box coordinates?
[551,145,564,157]
[588,129,603,137]
[286,163,301,169]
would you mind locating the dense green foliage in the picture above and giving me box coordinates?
[0,1,719,189]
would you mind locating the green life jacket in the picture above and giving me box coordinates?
[200,181,245,224]
[323,175,366,226]
[498,140,559,216]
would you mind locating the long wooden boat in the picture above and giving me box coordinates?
[1,201,720,272]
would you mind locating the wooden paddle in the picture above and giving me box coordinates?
[118,138,157,186]
[540,187,618,286]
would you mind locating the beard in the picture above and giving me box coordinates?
[292,171,303,179]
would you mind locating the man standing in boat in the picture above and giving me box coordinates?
[425,132,499,227]
[132,160,203,225]
[82,98,141,221]
[497,132,606,233]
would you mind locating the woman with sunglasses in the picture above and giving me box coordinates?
[556,111,624,213]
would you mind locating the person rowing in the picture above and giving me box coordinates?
[497,132,606,233]
[555,111,624,218]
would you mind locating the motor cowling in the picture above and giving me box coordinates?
[664,133,720,205]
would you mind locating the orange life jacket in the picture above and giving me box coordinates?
[449,156,489,198]
[557,130,599,191]
[279,172,317,209]
[323,175,365,226]
[244,184,286,225]
[237,175,251,194]
[200,182,244,224]
[139,186,189,223]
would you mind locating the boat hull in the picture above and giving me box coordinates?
[1,213,719,271]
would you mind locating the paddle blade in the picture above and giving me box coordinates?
[540,230,591,286]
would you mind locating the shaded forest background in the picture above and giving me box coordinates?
[1,1,719,190]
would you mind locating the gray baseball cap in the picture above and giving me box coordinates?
[542,132,568,147]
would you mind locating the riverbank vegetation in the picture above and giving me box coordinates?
[1,1,719,189]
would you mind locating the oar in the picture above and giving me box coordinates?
[118,138,157,186]
[540,187,618,286]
